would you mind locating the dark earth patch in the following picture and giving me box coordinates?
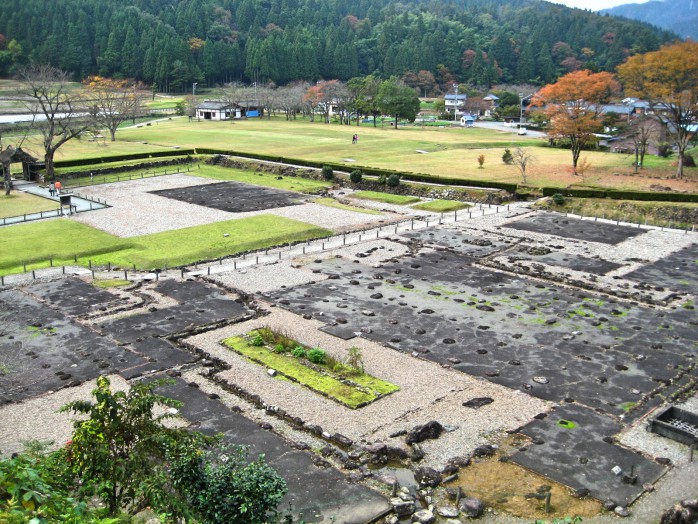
[511,403,667,505]
[505,213,647,245]
[150,181,306,212]
[399,229,513,257]
[624,242,698,295]
[506,245,623,275]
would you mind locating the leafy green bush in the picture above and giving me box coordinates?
[307,348,327,364]
[274,343,287,353]
[350,169,363,184]
[551,193,566,205]
[251,334,265,347]
[377,174,387,185]
[292,346,307,358]
[386,174,401,187]
[321,165,334,181]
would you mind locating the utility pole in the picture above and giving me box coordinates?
[453,83,459,121]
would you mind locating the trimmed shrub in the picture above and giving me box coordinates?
[350,169,363,184]
[502,149,513,164]
[386,174,401,187]
[551,193,566,205]
[321,165,334,181]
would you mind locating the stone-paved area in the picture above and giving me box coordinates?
[267,219,697,506]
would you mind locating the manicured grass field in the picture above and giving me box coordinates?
[0,193,59,218]
[411,200,472,212]
[314,197,382,214]
[0,215,332,276]
[348,191,421,205]
[0,220,135,274]
[222,335,399,409]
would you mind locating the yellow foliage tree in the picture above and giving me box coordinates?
[617,41,698,179]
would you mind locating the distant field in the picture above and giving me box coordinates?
[115,117,697,192]
[7,113,698,193]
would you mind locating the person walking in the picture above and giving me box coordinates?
[49,182,55,197]
[55,180,62,194]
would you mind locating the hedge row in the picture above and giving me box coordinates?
[541,187,698,203]
[53,149,196,169]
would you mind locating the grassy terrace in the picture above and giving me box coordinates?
[348,191,421,205]
[411,199,472,212]
[314,197,382,214]
[0,216,332,276]
[222,333,399,409]
[0,193,59,218]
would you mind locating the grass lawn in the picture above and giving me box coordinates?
[222,335,399,409]
[0,220,135,274]
[348,190,421,205]
[0,193,59,218]
[411,200,472,212]
[314,197,382,214]
[0,215,332,276]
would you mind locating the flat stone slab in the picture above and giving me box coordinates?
[511,403,667,505]
[625,242,698,295]
[400,228,513,257]
[159,379,390,524]
[506,213,647,245]
[150,180,306,213]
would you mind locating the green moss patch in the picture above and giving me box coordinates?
[222,333,399,409]
[93,279,132,288]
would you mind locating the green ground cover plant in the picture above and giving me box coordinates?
[538,197,698,229]
[92,279,132,288]
[0,216,331,276]
[411,200,472,212]
[222,330,399,409]
[0,193,59,218]
[314,197,382,214]
[348,190,421,205]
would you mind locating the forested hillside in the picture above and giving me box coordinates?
[601,0,697,41]
[0,0,675,91]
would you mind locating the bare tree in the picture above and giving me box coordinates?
[629,116,658,173]
[19,64,93,181]
[512,147,536,185]
[85,77,145,141]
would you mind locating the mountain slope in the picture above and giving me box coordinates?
[601,0,697,40]
[0,0,678,89]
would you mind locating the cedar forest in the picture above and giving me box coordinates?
[0,0,676,91]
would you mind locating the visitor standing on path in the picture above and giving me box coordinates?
[49,182,55,197]
[55,180,62,194]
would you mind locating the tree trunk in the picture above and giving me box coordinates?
[3,164,11,195]
[571,139,581,175]
[45,149,56,182]
[110,128,117,142]
[394,115,398,129]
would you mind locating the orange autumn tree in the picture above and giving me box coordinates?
[617,41,698,179]
[532,70,619,174]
